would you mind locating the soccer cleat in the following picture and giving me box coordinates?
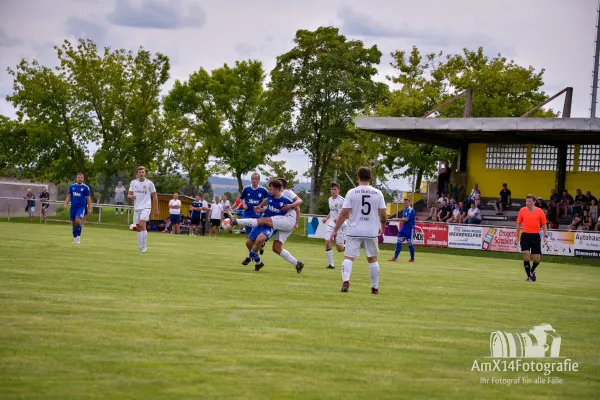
[326,265,335,269]
[241,257,251,266]
[140,247,147,253]
[254,262,264,272]
[295,261,304,274]
[526,276,532,282]
[341,281,350,292]
[371,288,379,295]
[531,271,537,282]
[389,258,397,262]
[408,259,414,262]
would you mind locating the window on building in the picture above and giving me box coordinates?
[485,144,527,170]
[578,145,600,172]
[567,144,575,172]
[531,145,557,170]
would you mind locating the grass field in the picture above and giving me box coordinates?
[0,222,599,399]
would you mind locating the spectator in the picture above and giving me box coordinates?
[573,189,587,217]
[569,212,582,231]
[24,188,36,223]
[589,199,598,226]
[209,196,224,237]
[463,202,482,224]
[114,180,126,214]
[221,195,231,212]
[190,194,203,236]
[39,187,50,224]
[536,197,547,212]
[447,201,465,224]
[438,199,452,223]
[559,190,574,218]
[464,183,481,208]
[586,191,597,206]
[595,216,600,232]
[199,194,209,236]
[494,183,512,215]
[426,193,448,221]
[436,160,451,198]
[169,192,182,234]
[549,189,561,218]
[449,197,457,211]
[581,210,593,231]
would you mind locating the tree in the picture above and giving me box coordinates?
[269,26,388,212]
[201,181,214,200]
[165,60,278,193]
[258,158,299,189]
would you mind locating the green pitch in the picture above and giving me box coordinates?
[0,223,598,399]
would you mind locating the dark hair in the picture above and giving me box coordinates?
[502,183,507,187]
[277,177,288,189]
[269,178,283,189]
[526,194,537,201]
[357,167,372,181]
[330,182,340,189]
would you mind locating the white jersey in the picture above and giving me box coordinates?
[222,200,231,210]
[342,185,386,238]
[327,196,345,228]
[200,200,209,214]
[210,203,223,220]
[129,179,156,210]
[169,199,181,215]
[282,189,297,216]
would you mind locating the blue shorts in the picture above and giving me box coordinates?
[398,228,413,242]
[70,206,86,221]
[245,225,253,236]
[170,214,181,224]
[248,226,273,241]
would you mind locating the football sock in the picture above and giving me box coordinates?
[75,225,82,237]
[408,244,415,260]
[531,262,539,273]
[238,219,258,227]
[142,230,147,247]
[72,225,77,238]
[326,249,334,266]
[524,261,531,277]
[394,242,403,259]
[249,250,261,264]
[369,262,380,289]
[341,259,353,282]
[280,249,297,266]
[138,231,143,247]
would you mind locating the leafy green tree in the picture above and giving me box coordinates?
[201,181,214,200]
[269,26,387,212]
[165,60,277,193]
[258,158,299,189]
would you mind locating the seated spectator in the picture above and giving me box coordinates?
[449,197,457,211]
[549,189,561,217]
[447,201,465,224]
[437,199,452,223]
[494,183,511,215]
[427,194,448,221]
[568,212,582,231]
[573,189,588,216]
[464,183,481,208]
[589,199,598,225]
[581,210,593,231]
[160,218,171,233]
[586,191,597,207]
[463,202,482,224]
[536,197,547,211]
[559,190,574,218]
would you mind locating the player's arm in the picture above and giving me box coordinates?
[86,195,92,214]
[255,198,268,213]
[514,211,522,246]
[63,194,71,209]
[332,208,350,234]
[322,211,331,223]
[128,190,135,200]
[152,191,159,216]
[378,207,387,236]
[282,196,302,211]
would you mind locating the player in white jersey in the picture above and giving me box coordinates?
[322,182,346,269]
[331,167,387,294]
[128,166,159,253]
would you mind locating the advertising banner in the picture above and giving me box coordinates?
[573,231,600,258]
[542,230,574,257]
[481,227,518,253]
[448,225,483,250]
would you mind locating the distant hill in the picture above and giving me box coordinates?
[207,176,310,196]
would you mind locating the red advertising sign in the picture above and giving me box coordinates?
[413,223,448,247]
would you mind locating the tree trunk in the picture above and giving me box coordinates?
[415,168,424,193]
[236,172,243,194]
[99,173,112,204]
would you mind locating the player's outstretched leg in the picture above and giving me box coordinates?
[408,241,415,262]
[272,240,303,273]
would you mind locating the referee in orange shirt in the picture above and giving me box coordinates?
[514,194,549,282]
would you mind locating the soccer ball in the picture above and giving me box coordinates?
[222,218,232,230]
[129,224,137,231]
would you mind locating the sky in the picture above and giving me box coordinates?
[0,0,597,188]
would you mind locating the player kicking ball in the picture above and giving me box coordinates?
[63,173,91,244]
[322,182,346,269]
[128,166,159,253]
[236,179,304,273]
[331,167,387,294]
[389,198,416,262]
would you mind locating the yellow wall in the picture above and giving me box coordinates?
[467,143,600,199]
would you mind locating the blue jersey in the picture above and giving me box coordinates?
[264,195,294,217]
[240,185,269,218]
[401,207,416,231]
[191,201,202,218]
[68,183,90,208]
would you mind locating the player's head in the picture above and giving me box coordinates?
[525,194,536,207]
[403,198,410,208]
[357,167,372,183]
[222,194,227,200]
[173,192,178,199]
[251,172,260,187]
[214,196,220,203]
[278,177,288,189]
[268,178,283,196]
[136,166,146,180]
[195,194,200,200]
[76,173,84,184]
[330,182,340,196]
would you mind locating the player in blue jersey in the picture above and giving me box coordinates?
[390,198,416,262]
[239,172,269,235]
[243,179,304,273]
[63,173,92,244]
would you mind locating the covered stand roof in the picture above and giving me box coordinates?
[355,117,600,149]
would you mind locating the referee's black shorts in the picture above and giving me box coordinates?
[520,232,542,255]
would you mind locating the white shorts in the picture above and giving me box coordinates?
[134,209,150,225]
[325,225,346,246]
[271,214,296,232]
[344,237,379,259]
[273,229,292,244]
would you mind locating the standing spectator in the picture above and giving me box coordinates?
[581,210,593,231]
[464,183,481,208]
[559,189,574,218]
[190,194,203,236]
[114,180,126,214]
[494,183,512,215]
[436,160,451,198]
[169,193,182,234]
[39,187,50,224]
[199,194,209,236]
[589,199,598,227]
[437,199,452,223]
[573,189,587,217]
[221,195,231,213]
[549,189,561,218]
[463,202,482,224]
[24,188,36,223]
[209,196,224,237]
